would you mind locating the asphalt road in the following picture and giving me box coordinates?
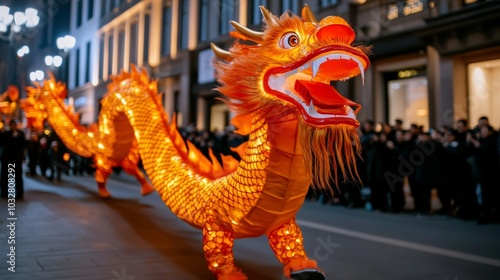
[0,171,499,280]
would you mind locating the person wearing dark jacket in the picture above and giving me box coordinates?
[412,132,438,215]
[0,120,27,199]
[468,125,500,223]
[436,128,469,215]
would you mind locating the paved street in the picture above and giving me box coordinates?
[1,171,500,280]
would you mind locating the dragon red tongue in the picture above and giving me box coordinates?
[295,80,359,109]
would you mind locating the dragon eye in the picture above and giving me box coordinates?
[279,32,299,49]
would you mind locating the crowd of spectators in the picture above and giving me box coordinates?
[308,116,500,224]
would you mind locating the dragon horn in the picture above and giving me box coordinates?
[210,43,232,61]
[302,4,317,24]
[259,6,277,26]
[230,21,264,43]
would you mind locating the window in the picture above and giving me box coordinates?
[220,0,238,34]
[107,34,113,76]
[129,19,138,65]
[77,0,83,27]
[162,2,172,54]
[281,0,299,14]
[101,0,109,17]
[178,0,189,49]
[75,48,81,86]
[99,36,104,81]
[468,60,500,128]
[387,0,425,20]
[199,0,209,41]
[251,0,267,25]
[320,0,337,7]
[88,0,94,20]
[143,13,150,64]
[117,26,125,70]
[85,41,91,83]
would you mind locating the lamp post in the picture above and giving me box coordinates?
[53,35,76,84]
[0,5,40,122]
[0,6,40,43]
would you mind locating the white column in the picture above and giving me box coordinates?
[188,0,199,50]
[112,27,119,75]
[103,32,109,81]
[137,8,145,66]
[239,0,248,26]
[148,0,162,67]
[164,78,174,116]
[196,97,206,130]
[170,0,179,59]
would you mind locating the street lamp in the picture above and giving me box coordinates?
[17,45,29,57]
[0,6,40,42]
[55,35,75,86]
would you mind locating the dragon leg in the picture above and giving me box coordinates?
[121,157,154,196]
[203,216,247,280]
[95,168,112,198]
[267,218,325,280]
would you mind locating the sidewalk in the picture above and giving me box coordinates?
[0,174,214,280]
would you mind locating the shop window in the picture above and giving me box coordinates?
[388,76,429,130]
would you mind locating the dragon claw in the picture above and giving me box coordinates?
[289,269,326,280]
[218,270,248,280]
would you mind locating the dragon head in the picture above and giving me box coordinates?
[212,6,370,187]
[21,73,70,131]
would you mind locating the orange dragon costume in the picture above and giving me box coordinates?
[26,5,369,280]
[0,85,20,123]
[21,76,154,198]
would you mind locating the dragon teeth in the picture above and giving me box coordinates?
[312,60,320,80]
[308,101,319,116]
[269,74,285,90]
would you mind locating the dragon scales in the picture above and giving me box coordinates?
[21,75,154,198]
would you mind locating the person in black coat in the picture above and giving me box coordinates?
[0,120,27,199]
[412,132,438,215]
[27,130,40,176]
[468,125,500,223]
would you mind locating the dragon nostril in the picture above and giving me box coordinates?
[316,24,356,45]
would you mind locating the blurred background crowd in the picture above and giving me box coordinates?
[1,115,499,224]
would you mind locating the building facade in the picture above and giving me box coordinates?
[353,0,500,129]
[68,0,500,131]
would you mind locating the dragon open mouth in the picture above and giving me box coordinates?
[265,46,368,126]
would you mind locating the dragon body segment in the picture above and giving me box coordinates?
[102,6,369,280]
[22,77,154,198]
